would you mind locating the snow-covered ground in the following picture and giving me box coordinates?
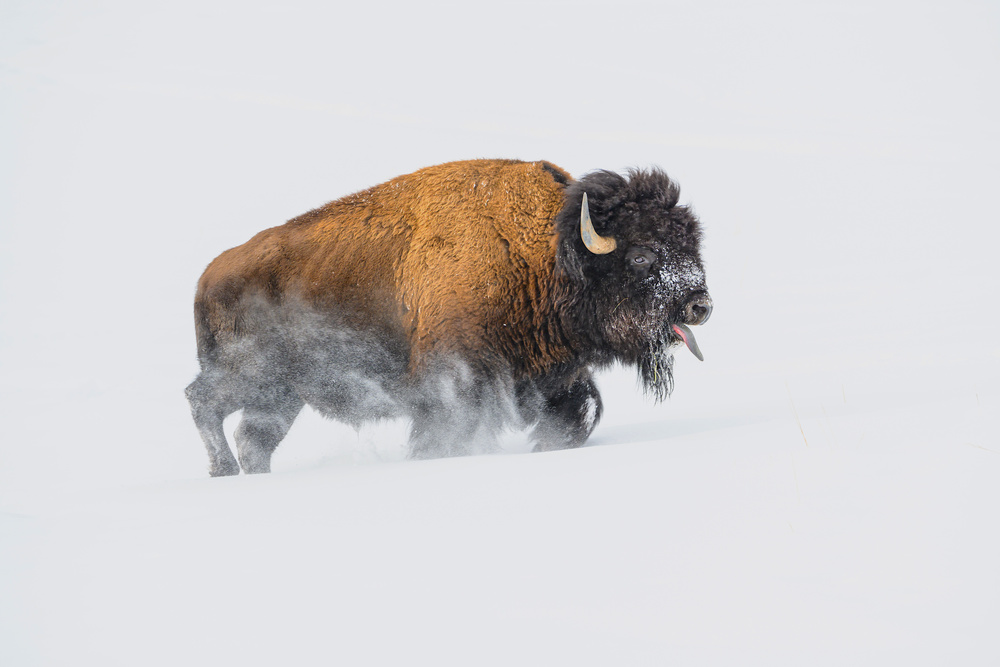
[2,1,998,664]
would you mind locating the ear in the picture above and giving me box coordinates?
[554,191,588,283]
[556,231,587,283]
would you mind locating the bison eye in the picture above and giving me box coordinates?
[625,247,656,274]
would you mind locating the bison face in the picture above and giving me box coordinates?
[556,168,712,400]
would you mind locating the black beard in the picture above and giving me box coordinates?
[638,336,675,402]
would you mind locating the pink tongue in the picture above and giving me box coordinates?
[671,323,705,361]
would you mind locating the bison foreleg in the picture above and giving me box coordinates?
[531,374,603,452]
[408,408,483,459]
[406,360,517,459]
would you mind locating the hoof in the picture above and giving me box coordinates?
[238,452,271,474]
[531,438,581,453]
[209,460,240,477]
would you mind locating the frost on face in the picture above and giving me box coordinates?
[654,254,705,300]
[626,252,706,402]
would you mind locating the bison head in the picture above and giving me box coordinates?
[556,168,712,401]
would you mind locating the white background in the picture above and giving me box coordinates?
[2,1,998,664]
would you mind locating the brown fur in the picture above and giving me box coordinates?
[196,159,576,380]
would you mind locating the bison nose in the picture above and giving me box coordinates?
[683,294,713,326]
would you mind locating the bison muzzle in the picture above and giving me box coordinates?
[185,159,712,475]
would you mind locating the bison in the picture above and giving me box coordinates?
[186,159,712,475]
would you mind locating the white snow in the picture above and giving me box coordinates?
[583,395,599,432]
[2,1,998,665]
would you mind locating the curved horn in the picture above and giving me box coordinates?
[580,193,617,255]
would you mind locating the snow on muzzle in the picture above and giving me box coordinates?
[671,323,705,361]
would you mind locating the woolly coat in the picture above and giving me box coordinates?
[195,159,579,381]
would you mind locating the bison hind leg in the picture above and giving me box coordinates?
[185,371,241,477]
[530,374,603,453]
[234,387,304,474]
[187,367,304,476]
